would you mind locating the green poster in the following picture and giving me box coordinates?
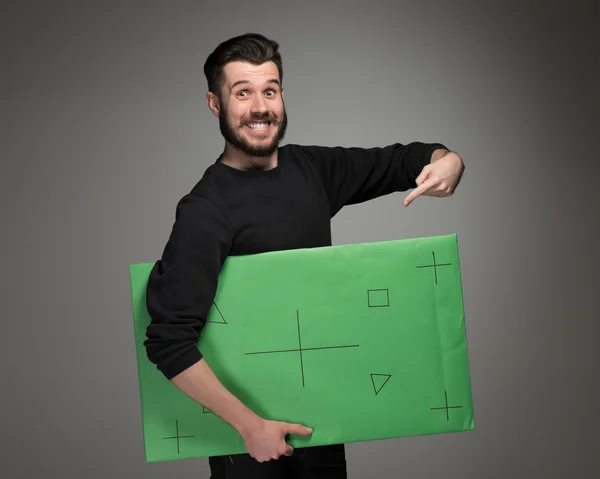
[129,233,474,462]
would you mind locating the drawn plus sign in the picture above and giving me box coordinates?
[162,419,194,453]
[245,310,359,387]
[430,390,463,421]
[416,251,452,284]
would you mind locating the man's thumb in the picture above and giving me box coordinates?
[415,164,432,185]
[285,423,313,436]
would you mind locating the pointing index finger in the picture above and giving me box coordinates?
[403,178,439,206]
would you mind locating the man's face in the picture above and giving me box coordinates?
[216,61,287,157]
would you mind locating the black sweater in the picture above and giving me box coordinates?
[144,141,447,379]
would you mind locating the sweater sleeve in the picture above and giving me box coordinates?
[299,142,447,216]
[144,194,233,380]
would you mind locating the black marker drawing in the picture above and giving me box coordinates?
[162,419,195,454]
[370,373,392,395]
[368,289,390,308]
[246,310,359,387]
[430,390,463,421]
[206,301,227,324]
[416,251,452,285]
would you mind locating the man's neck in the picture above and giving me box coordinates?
[219,143,278,171]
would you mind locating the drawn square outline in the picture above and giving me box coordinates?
[368,289,389,308]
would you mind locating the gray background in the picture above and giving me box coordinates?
[3,0,599,478]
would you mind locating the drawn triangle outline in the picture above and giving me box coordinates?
[370,373,392,395]
[206,301,227,324]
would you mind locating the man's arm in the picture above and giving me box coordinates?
[144,195,312,461]
[144,195,231,378]
[297,141,448,217]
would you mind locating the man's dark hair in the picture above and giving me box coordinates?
[203,33,283,98]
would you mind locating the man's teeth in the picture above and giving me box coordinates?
[247,122,270,130]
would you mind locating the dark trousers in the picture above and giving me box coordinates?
[208,443,347,479]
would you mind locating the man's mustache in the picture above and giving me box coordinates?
[243,113,278,123]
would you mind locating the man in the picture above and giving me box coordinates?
[144,33,465,478]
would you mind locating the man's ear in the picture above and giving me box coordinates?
[206,91,221,117]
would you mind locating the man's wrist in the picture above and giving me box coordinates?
[430,148,450,163]
[233,408,263,438]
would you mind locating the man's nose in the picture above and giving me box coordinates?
[250,94,268,114]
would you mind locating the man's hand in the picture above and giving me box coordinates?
[403,150,465,207]
[240,418,313,462]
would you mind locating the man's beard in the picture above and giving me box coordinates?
[218,103,288,157]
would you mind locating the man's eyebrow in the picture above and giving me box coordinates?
[230,79,281,91]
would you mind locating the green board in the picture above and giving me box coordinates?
[129,233,474,462]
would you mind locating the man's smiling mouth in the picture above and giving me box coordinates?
[246,121,271,131]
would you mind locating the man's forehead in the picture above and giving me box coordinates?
[223,61,280,87]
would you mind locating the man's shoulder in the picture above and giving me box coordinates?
[280,143,339,168]
[168,163,228,216]
[187,163,222,197]
[281,142,329,157]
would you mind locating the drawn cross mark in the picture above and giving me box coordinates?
[416,251,452,285]
[246,310,359,387]
[162,419,194,454]
[430,390,463,421]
